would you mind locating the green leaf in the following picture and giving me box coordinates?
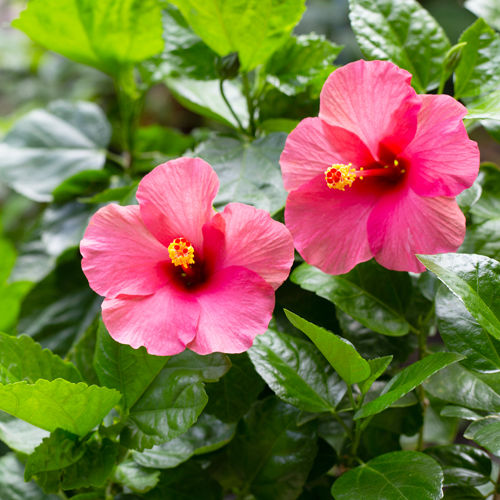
[418,253,500,344]
[0,101,110,202]
[284,310,370,386]
[348,0,450,93]
[229,397,317,500]
[13,0,163,75]
[440,406,482,421]
[204,352,265,423]
[113,460,160,493]
[135,125,195,158]
[0,239,15,282]
[436,284,500,372]
[122,350,231,451]
[0,332,82,385]
[52,170,111,203]
[248,327,346,412]
[132,413,236,469]
[359,356,393,395]
[0,411,49,455]
[464,415,500,439]
[168,0,306,71]
[264,34,342,96]
[469,164,500,219]
[0,379,121,436]
[456,182,482,215]
[94,321,168,411]
[165,77,249,129]
[0,281,32,333]
[191,132,288,214]
[354,352,465,420]
[425,362,500,412]
[25,429,118,493]
[471,420,500,457]
[454,18,500,99]
[464,89,500,120]
[461,219,500,262]
[68,318,100,386]
[291,261,412,337]
[0,454,58,500]
[443,486,484,499]
[423,444,491,487]
[331,451,444,500]
[465,0,500,32]
[143,461,223,500]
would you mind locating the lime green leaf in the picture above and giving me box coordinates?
[168,0,306,71]
[359,356,393,395]
[354,352,465,420]
[13,0,163,75]
[0,379,121,436]
[284,310,370,386]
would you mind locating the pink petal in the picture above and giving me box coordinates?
[285,173,384,275]
[81,204,171,298]
[319,60,421,159]
[280,117,376,192]
[102,283,200,356]
[187,266,275,355]
[402,95,480,197]
[137,157,219,255]
[367,185,466,273]
[202,203,294,290]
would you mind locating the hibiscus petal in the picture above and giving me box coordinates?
[402,94,480,197]
[285,173,383,275]
[81,204,172,298]
[102,283,200,356]
[319,60,421,159]
[202,203,294,290]
[367,185,466,273]
[280,117,376,192]
[187,266,275,355]
[137,157,219,254]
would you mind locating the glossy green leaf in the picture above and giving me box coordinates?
[248,327,347,413]
[94,321,168,410]
[52,170,111,203]
[113,460,160,493]
[132,413,236,469]
[25,429,118,493]
[464,415,500,439]
[229,397,317,500]
[291,261,412,336]
[0,101,110,202]
[166,77,249,129]
[68,318,100,386]
[418,253,500,344]
[285,310,370,386]
[424,444,491,487]
[472,420,500,457]
[443,486,484,499]
[349,0,450,92]
[440,406,483,421]
[469,164,500,220]
[436,284,500,372]
[122,350,231,451]
[0,379,121,436]
[355,352,465,420]
[465,0,500,32]
[456,182,482,215]
[143,462,223,500]
[331,451,444,500]
[190,132,288,215]
[0,332,82,385]
[204,352,265,423]
[0,454,58,500]
[168,0,306,71]
[464,89,500,120]
[13,0,163,75]
[461,219,500,262]
[264,34,342,96]
[454,18,500,99]
[359,356,393,395]
[0,411,49,455]
[425,362,500,412]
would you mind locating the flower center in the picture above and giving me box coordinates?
[168,237,195,269]
[325,159,405,190]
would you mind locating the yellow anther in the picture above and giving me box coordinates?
[168,237,195,268]
[394,159,399,167]
[325,164,357,191]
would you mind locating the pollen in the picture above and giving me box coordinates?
[168,237,195,268]
[325,164,356,191]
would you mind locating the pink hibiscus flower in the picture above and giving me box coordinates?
[80,158,294,356]
[280,60,480,274]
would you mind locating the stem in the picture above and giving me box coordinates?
[349,420,362,465]
[57,492,68,500]
[330,410,353,441]
[219,79,246,134]
[494,466,500,500]
[242,72,256,136]
[347,385,357,411]
[105,150,126,168]
[437,75,446,95]
[69,493,105,500]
